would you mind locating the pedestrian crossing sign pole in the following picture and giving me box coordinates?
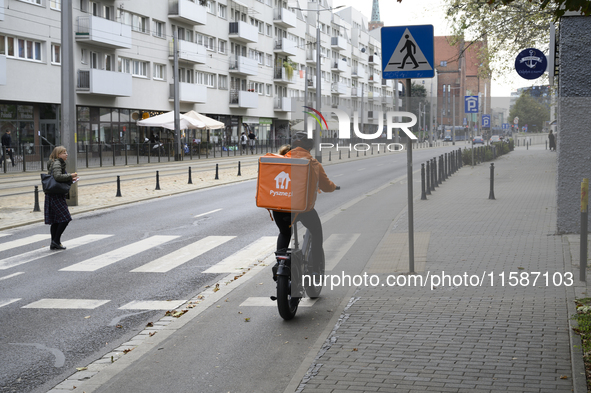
[380,25,434,274]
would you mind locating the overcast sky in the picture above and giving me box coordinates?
[331,0,539,97]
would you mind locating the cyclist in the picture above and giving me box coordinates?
[272,132,337,277]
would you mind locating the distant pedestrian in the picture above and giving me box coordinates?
[240,132,247,153]
[548,130,556,151]
[248,129,257,153]
[1,129,15,167]
[44,146,78,250]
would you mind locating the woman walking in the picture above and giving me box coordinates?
[45,146,78,250]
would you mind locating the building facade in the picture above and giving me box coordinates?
[0,0,400,155]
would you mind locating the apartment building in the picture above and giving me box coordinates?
[0,0,398,154]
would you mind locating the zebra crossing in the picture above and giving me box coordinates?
[0,231,362,311]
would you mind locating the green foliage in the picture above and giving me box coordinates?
[283,58,296,80]
[509,94,550,132]
[461,140,513,165]
[572,297,591,390]
[484,0,591,18]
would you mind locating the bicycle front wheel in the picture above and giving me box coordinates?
[304,236,325,299]
[277,275,299,320]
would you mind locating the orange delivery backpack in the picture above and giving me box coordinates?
[256,153,319,213]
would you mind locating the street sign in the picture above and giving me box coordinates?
[515,48,547,80]
[502,123,510,130]
[465,96,478,113]
[381,25,434,79]
[463,118,467,126]
[482,115,491,128]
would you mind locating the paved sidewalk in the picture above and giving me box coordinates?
[294,145,588,393]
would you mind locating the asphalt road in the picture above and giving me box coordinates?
[0,145,459,393]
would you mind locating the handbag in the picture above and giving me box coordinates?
[40,173,71,195]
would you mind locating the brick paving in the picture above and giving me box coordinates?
[296,146,581,393]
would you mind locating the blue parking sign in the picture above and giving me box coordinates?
[482,115,491,128]
[465,96,478,113]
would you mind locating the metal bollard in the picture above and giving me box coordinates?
[329,151,331,161]
[33,186,41,212]
[238,161,241,176]
[116,176,122,197]
[339,150,341,160]
[421,163,427,200]
[581,179,589,282]
[489,163,496,200]
[215,163,219,180]
[155,171,161,190]
[188,167,193,184]
[527,140,529,150]
[348,150,350,159]
[546,140,548,150]
[426,161,431,195]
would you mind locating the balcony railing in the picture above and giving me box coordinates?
[274,97,291,111]
[76,16,132,49]
[169,83,207,103]
[169,40,207,64]
[273,8,297,28]
[228,56,258,76]
[168,0,207,25]
[229,21,258,43]
[76,69,132,96]
[273,38,297,56]
[229,89,258,108]
[273,67,295,84]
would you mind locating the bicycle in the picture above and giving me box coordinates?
[271,186,339,320]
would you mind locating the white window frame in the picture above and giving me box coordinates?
[153,64,165,80]
[218,4,227,19]
[119,57,132,74]
[132,14,148,34]
[11,37,42,62]
[218,40,227,54]
[153,20,165,39]
[218,75,228,90]
[20,0,42,5]
[207,1,215,14]
[132,60,148,77]
[51,43,61,64]
[50,0,61,10]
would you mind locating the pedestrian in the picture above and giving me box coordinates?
[248,129,257,154]
[44,146,78,250]
[1,129,16,167]
[548,130,556,151]
[240,132,247,153]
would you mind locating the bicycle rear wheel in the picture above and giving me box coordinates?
[303,233,325,299]
[277,275,299,320]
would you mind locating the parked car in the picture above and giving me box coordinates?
[473,136,484,144]
[490,135,501,143]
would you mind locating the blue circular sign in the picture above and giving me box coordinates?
[515,48,547,80]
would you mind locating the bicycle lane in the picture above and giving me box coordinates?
[63,169,415,393]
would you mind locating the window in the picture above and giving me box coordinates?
[132,14,148,33]
[132,60,148,77]
[10,37,42,61]
[104,54,112,71]
[51,44,61,64]
[119,57,131,74]
[50,0,61,10]
[266,24,272,36]
[154,64,165,80]
[218,40,227,54]
[266,54,272,67]
[207,1,215,14]
[218,4,227,19]
[218,75,228,89]
[440,61,447,67]
[153,20,165,38]
[266,84,272,96]
[205,36,215,51]
[20,0,42,5]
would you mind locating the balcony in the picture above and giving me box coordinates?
[273,8,297,29]
[274,97,291,112]
[168,0,207,25]
[169,40,206,64]
[76,69,132,96]
[352,67,366,80]
[331,36,346,51]
[368,91,380,100]
[76,16,132,49]
[353,47,369,63]
[368,73,379,84]
[273,39,297,57]
[306,78,316,90]
[228,56,258,76]
[0,55,5,85]
[273,67,295,84]
[368,55,379,66]
[169,83,207,104]
[229,90,258,108]
[351,87,357,97]
[331,60,347,73]
[306,49,317,64]
[229,21,258,44]
[331,82,348,95]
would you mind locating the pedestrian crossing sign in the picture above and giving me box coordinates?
[381,25,434,79]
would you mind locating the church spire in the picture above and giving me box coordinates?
[368,0,384,31]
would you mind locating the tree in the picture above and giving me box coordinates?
[409,83,429,136]
[508,93,550,132]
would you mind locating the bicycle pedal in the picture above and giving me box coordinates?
[270,296,277,301]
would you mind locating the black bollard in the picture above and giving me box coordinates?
[421,163,427,200]
[426,161,431,195]
[546,140,547,150]
[155,171,161,190]
[237,161,241,176]
[527,140,529,150]
[215,163,219,180]
[188,167,193,184]
[329,151,331,161]
[33,186,40,212]
[339,150,341,160]
[489,163,496,200]
[116,176,122,197]
[357,150,359,157]
[348,150,350,159]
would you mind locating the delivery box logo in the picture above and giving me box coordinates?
[275,171,291,190]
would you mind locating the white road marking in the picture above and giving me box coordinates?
[60,235,178,272]
[0,272,24,281]
[194,208,222,218]
[22,299,110,309]
[324,233,361,272]
[131,236,235,273]
[118,300,187,310]
[0,234,11,238]
[0,234,51,253]
[0,235,113,270]
[0,299,21,308]
[202,236,276,273]
[239,297,318,307]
